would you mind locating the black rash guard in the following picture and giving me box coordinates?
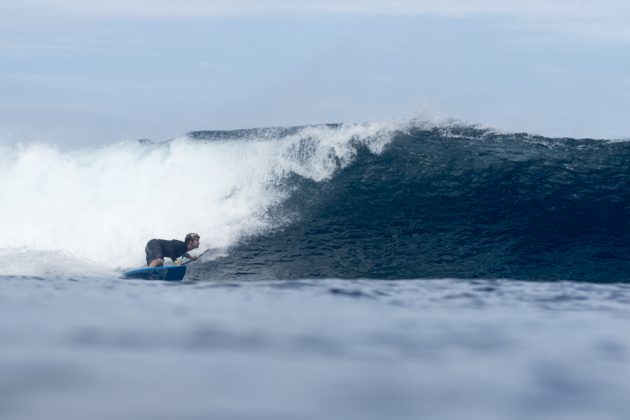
[145,239,188,265]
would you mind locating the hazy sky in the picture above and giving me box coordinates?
[1,0,630,146]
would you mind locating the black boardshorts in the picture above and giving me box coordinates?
[145,239,164,265]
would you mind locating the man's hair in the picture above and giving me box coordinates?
[185,233,200,244]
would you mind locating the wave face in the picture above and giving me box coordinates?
[2,122,629,281]
[196,125,630,282]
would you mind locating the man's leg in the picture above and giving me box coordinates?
[148,258,164,268]
[145,240,164,267]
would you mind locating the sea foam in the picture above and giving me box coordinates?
[0,122,398,275]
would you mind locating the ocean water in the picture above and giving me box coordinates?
[1,121,630,420]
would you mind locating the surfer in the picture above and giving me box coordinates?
[145,233,201,267]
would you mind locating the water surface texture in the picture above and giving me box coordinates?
[2,122,629,419]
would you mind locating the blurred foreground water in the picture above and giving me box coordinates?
[2,276,630,420]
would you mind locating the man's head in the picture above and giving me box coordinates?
[185,233,201,250]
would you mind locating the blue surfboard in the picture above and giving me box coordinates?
[122,265,187,281]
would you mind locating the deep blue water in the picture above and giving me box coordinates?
[191,125,630,282]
